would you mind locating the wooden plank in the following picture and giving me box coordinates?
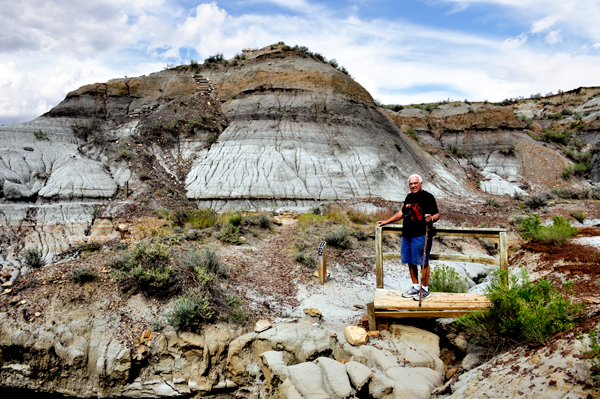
[381,224,506,235]
[430,254,500,266]
[367,302,376,331]
[375,227,383,289]
[318,242,327,285]
[374,290,490,311]
[499,231,508,272]
[375,310,481,319]
[434,232,502,238]
[383,253,500,266]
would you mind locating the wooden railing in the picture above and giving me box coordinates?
[375,224,508,289]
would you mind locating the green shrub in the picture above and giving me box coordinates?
[351,228,368,241]
[217,224,243,245]
[485,197,501,208]
[497,144,515,156]
[172,209,189,227]
[179,246,227,278]
[429,264,468,293]
[518,213,542,241]
[165,289,215,331]
[22,247,44,269]
[226,295,249,323]
[33,130,48,140]
[546,112,564,120]
[455,268,584,353]
[244,212,272,228]
[570,210,586,223]
[118,146,132,160]
[71,118,101,141]
[151,320,163,332]
[347,208,372,224]
[447,143,465,157]
[562,163,589,179]
[406,127,419,140]
[551,187,583,200]
[542,129,570,144]
[185,229,204,241]
[130,265,173,287]
[524,192,550,209]
[188,207,218,229]
[70,267,98,284]
[292,251,317,269]
[325,226,352,249]
[84,241,101,252]
[518,214,577,246]
[107,241,174,295]
[581,328,600,385]
[228,212,243,226]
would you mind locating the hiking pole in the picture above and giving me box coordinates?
[418,224,430,308]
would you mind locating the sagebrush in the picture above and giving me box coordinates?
[455,268,584,354]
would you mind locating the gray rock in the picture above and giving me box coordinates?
[385,366,443,399]
[345,361,372,391]
[38,156,117,199]
[257,321,332,363]
[316,357,353,399]
[368,372,395,398]
[287,362,329,398]
[3,180,34,199]
[280,378,304,399]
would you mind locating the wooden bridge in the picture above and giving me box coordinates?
[368,224,508,329]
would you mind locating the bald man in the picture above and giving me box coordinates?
[377,174,440,300]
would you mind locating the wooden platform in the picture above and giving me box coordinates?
[367,289,491,329]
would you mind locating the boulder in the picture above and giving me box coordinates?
[368,372,395,398]
[385,366,443,399]
[316,357,353,399]
[254,319,273,332]
[344,326,368,346]
[345,361,372,391]
[287,362,329,398]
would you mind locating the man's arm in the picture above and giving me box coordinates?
[424,213,439,223]
[376,210,403,226]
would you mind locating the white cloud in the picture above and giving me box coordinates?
[503,32,529,49]
[545,30,562,44]
[530,15,559,33]
[1,0,600,124]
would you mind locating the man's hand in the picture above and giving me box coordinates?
[376,221,386,226]
[424,214,432,223]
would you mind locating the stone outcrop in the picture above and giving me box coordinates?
[0,292,448,399]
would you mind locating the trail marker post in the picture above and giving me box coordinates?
[318,241,327,285]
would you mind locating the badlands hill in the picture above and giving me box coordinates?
[1,44,600,398]
[1,43,600,267]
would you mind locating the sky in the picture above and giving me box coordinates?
[1,0,600,125]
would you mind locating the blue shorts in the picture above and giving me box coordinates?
[401,235,433,265]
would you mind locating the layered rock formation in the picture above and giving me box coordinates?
[1,43,599,271]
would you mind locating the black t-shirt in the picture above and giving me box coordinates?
[402,190,439,238]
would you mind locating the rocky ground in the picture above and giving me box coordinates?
[1,196,600,398]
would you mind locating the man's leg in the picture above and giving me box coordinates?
[422,264,430,287]
[408,263,419,285]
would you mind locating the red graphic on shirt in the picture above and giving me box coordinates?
[405,203,424,220]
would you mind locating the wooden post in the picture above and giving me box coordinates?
[367,302,376,331]
[498,231,508,285]
[124,181,129,199]
[375,226,383,289]
[318,241,327,285]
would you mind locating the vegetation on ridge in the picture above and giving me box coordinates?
[456,268,584,355]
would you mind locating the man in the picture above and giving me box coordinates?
[376,174,440,300]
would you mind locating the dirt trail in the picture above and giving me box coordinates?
[222,218,313,318]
